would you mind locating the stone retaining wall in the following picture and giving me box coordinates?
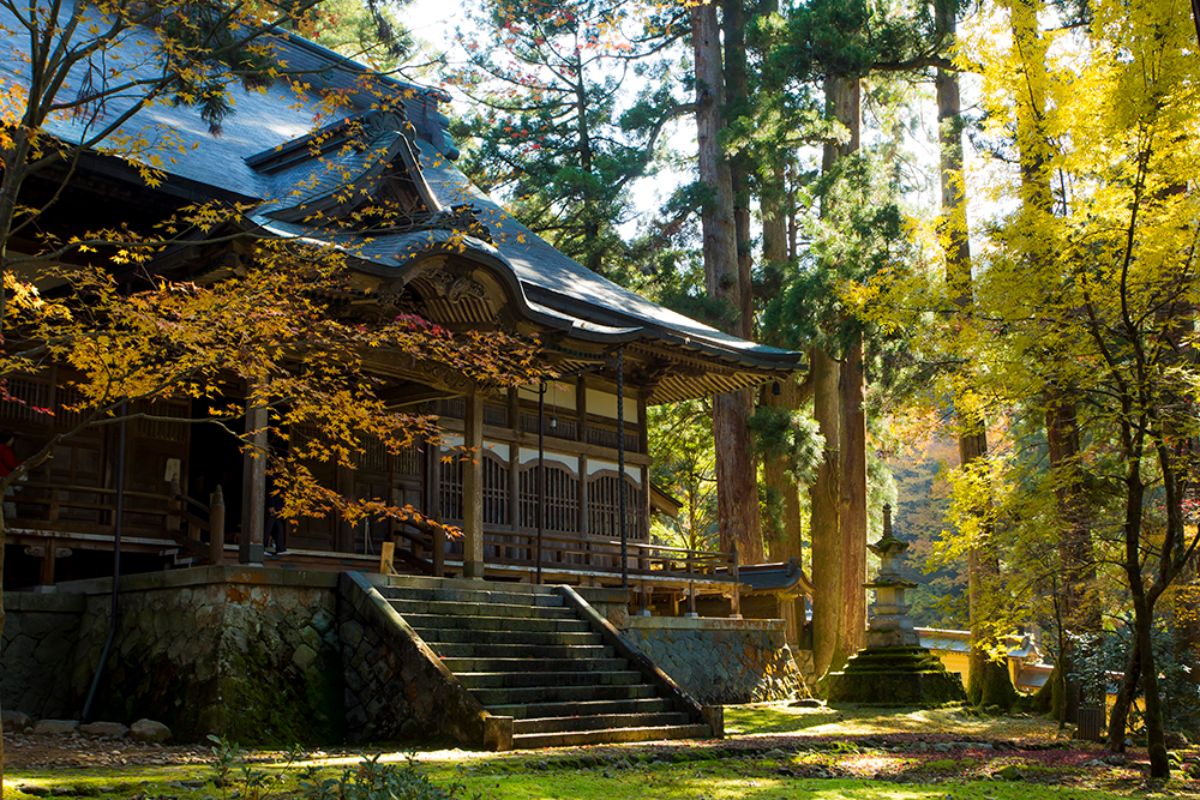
[63,567,344,744]
[620,616,801,704]
[1,592,84,717]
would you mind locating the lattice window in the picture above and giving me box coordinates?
[587,474,646,540]
[483,454,508,525]
[585,423,641,453]
[519,463,578,533]
[438,398,465,419]
[439,450,508,525]
[520,410,577,440]
[0,374,52,427]
[395,443,422,477]
[129,399,190,440]
[483,402,509,427]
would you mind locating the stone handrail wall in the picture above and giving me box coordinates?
[338,572,512,749]
[620,616,802,704]
[554,585,722,738]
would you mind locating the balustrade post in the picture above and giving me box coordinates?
[209,485,225,565]
[167,477,183,536]
[730,541,742,619]
[686,552,698,618]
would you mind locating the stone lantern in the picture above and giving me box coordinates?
[819,501,967,706]
[865,504,919,648]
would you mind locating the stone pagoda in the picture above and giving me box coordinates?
[820,504,966,706]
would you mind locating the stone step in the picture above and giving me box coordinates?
[383,587,567,607]
[471,683,658,706]
[404,614,591,634]
[413,628,604,647]
[432,642,614,659]
[486,697,674,720]
[511,724,711,749]
[513,712,691,735]
[382,576,557,596]
[387,599,575,620]
[456,670,642,689]
[441,656,628,673]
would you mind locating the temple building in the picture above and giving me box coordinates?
[1,31,798,597]
[0,16,807,747]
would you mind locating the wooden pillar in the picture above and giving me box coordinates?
[576,378,587,441]
[239,398,267,565]
[462,389,486,578]
[209,485,226,565]
[39,539,57,585]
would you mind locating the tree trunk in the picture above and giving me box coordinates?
[935,0,1016,710]
[1106,633,1140,751]
[1135,592,1170,777]
[1,512,6,791]
[810,346,841,675]
[836,330,867,666]
[761,164,803,563]
[691,2,763,565]
[821,71,867,671]
[722,0,753,340]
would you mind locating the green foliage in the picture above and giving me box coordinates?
[648,399,717,552]
[302,755,482,800]
[445,0,688,279]
[749,404,824,486]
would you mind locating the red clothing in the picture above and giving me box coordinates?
[0,443,20,478]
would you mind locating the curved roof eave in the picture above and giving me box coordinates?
[246,215,644,345]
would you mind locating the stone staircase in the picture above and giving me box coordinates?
[378,577,713,748]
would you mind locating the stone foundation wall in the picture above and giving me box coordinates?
[1,592,84,717]
[64,567,344,744]
[621,616,801,704]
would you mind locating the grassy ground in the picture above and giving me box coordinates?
[723,703,1061,740]
[4,704,1198,799]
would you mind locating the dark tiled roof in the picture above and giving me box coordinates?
[2,6,799,372]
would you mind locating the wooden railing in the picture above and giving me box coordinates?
[9,479,227,563]
[390,524,740,613]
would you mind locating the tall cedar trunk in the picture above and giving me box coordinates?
[836,331,868,666]
[0,512,6,788]
[761,162,803,563]
[811,72,863,674]
[810,345,841,675]
[762,379,804,562]
[936,0,1015,708]
[573,63,604,276]
[1045,398,1096,721]
[722,0,753,340]
[1008,0,1090,715]
[691,2,763,565]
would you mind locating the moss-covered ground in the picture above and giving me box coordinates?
[4,703,1198,799]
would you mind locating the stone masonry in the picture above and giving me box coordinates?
[621,616,801,704]
[1,592,84,718]
[65,567,344,743]
[337,573,500,747]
